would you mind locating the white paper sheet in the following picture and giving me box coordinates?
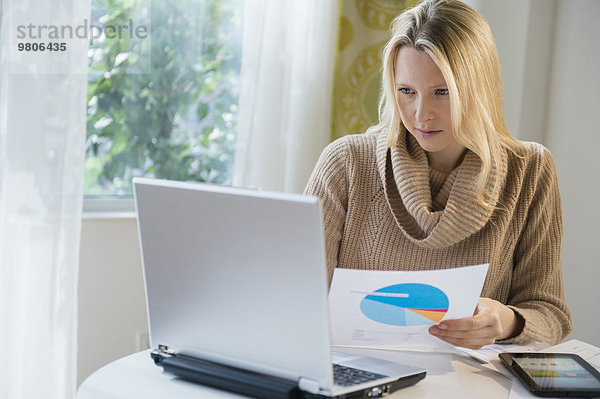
[328,264,489,351]
[460,341,550,364]
[459,341,550,377]
[543,339,600,371]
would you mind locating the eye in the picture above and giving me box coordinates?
[435,88,449,95]
[397,87,413,94]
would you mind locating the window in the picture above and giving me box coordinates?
[85,0,243,206]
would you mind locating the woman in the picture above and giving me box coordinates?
[304,0,571,349]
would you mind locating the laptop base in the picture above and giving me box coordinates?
[152,351,303,399]
[152,351,426,399]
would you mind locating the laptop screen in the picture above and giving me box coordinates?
[134,178,334,389]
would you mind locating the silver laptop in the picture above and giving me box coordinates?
[133,177,426,398]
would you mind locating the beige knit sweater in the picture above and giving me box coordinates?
[304,129,572,345]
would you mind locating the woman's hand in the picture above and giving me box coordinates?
[428,297,524,349]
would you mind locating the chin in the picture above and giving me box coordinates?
[414,139,445,154]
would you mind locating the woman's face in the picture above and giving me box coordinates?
[394,46,465,171]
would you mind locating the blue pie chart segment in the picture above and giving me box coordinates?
[359,283,449,326]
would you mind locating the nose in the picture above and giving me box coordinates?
[415,96,435,123]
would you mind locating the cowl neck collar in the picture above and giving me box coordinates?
[375,130,507,249]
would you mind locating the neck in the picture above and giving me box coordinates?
[427,142,467,174]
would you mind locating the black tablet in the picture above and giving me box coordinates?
[499,352,600,397]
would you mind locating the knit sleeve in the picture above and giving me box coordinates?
[499,146,572,345]
[304,139,350,284]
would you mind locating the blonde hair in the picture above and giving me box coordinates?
[378,0,522,205]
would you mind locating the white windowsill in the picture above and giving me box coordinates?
[82,212,136,220]
[83,197,136,220]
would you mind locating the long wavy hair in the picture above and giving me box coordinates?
[378,0,522,206]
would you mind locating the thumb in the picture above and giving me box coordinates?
[474,298,491,315]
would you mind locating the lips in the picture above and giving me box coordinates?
[416,128,442,138]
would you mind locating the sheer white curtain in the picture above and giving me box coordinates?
[233,0,338,193]
[0,0,89,398]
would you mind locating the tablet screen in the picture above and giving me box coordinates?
[513,355,600,390]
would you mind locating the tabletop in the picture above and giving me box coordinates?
[77,347,517,399]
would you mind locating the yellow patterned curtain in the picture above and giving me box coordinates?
[332,0,417,141]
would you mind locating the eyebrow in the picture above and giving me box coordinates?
[395,82,448,89]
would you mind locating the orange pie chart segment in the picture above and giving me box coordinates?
[408,308,446,323]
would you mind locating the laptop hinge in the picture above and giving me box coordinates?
[298,377,321,394]
[157,344,175,356]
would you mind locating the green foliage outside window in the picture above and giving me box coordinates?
[85,0,243,196]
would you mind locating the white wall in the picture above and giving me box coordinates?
[78,217,147,386]
[469,0,600,346]
[78,0,600,384]
[464,0,556,143]
[544,0,600,347]
[465,0,531,139]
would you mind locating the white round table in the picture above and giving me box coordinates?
[78,348,514,399]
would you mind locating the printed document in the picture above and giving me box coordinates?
[329,264,489,351]
[543,339,600,371]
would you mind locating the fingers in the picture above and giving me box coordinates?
[428,323,498,349]
[430,321,499,339]
[428,299,505,349]
[429,333,496,349]
[438,313,495,332]
[439,313,502,336]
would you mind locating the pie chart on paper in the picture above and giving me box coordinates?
[359,283,449,326]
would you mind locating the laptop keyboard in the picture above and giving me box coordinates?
[333,363,387,386]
